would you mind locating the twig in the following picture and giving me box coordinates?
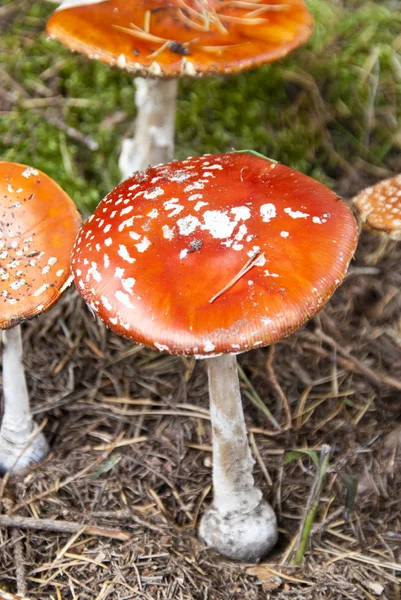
[0,515,130,541]
[237,362,281,429]
[11,528,27,597]
[292,445,331,565]
[266,346,292,430]
[209,250,265,303]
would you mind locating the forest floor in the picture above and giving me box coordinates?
[1,0,401,599]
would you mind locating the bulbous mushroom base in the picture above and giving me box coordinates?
[199,499,278,562]
[0,426,49,475]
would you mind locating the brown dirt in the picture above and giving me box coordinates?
[0,227,401,600]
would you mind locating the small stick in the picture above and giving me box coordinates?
[292,445,331,565]
[266,346,292,430]
[12,529,27,597]
[209,250,265,303]
[0,515,130,541]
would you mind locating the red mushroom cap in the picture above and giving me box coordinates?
[46,0,313,77]
[352,174,401,240]
[71,152,357,357]
[0,162,82,329]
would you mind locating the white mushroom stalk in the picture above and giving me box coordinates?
[119,78,178,179]
[199,354,278,561]
[0,326,48,474]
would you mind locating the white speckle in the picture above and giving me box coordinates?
[48,257,57,266]
[119,217,135,231]
[261,316,273,325]
[284,208,310,219]
[280,231,289,238]
[128,183,139,191]
[104,254,110,268]
[11,241,18,249]
[232,243,244,251]
[194,201,208,211]
[118,244,136,263]
[202,210,236,239]
[231,206,251,221]
[177,215,200,236]
[312,216,322,224]
[0,251,7,259]
[155,342,170,352]
[147,208,158,218]
[7,184,14,193]
[260,203,276,222]
[33,284,49,297]
[135,236,151,253]
[10,279,25,290]
[164,198,184,217]
[248,246,260,257]
[129,231,141,241]
[184,182,204,192]
[121,277,136,294]
[204,341,215,352]
[248,280,253,285]
[22,167,39,178]
[115,290,135,308]
[170,170,191,183]
[29,260,36,267]
[149,61,162,76]
[114,267,125,279]
[235,224,248,241]
[42,266,50,275]
[87,261,102,282]
[117,53,126,68]
[180,249,188,260]
[144,186,164,200]
[104,224,112,233]
[120,206,133,216]
[188,194,203,201]
[206,164,223,170]
[180,58,196,76]
[162,225,175,240]
[264,270,279,278]
[101,295,113,311]
[56,269,64,277]
[105,238,112,246]
[8,299,17,305]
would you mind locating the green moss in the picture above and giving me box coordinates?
[1,0,400,213]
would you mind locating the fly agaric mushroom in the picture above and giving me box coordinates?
[46,0,313,179]
[71,152,357,561]
[352,174,401,264]
[0,162,81,474]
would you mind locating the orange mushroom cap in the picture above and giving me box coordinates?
[71,152,357,356]
[46,0,313,77]
[0,162,82,329]
[352,174,401,240]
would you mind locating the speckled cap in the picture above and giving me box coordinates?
[46,0,313,77]
[352,174,401,240]
[0,162,82,329]
[71,152,357,357]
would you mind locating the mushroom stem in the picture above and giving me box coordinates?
[199,353,278,561]
[0,325,48,474]
[119,78,178,180]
